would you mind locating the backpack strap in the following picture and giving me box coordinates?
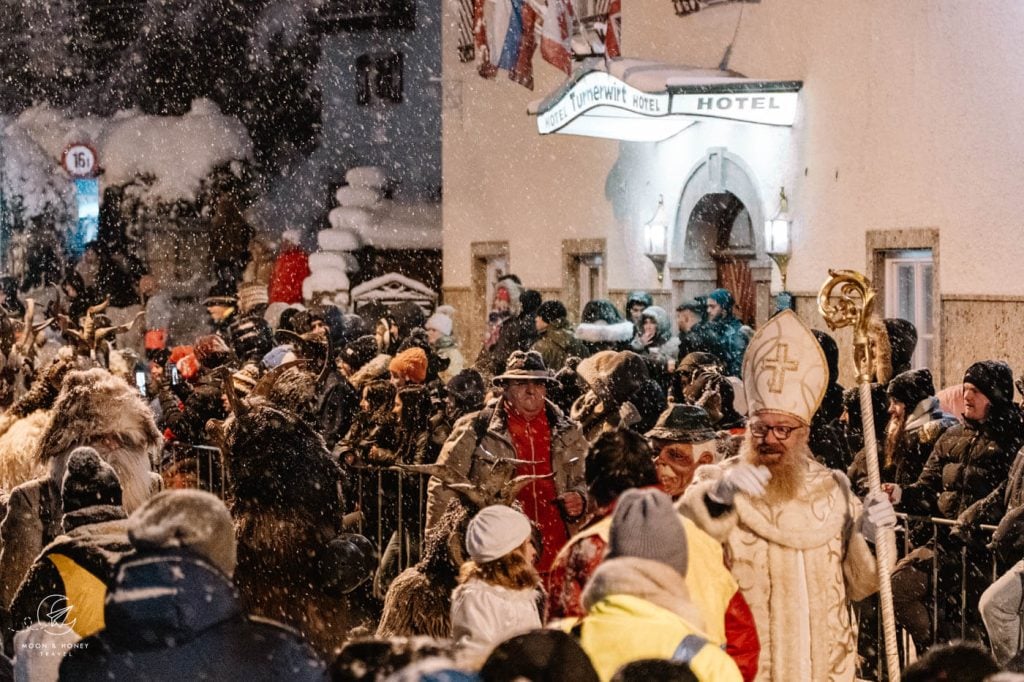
[672,634,708,663]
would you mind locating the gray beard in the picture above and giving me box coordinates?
[740,436,810,503]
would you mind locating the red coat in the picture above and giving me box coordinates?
[268,246,311,304]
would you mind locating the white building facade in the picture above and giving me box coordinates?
[442,0,1024,386]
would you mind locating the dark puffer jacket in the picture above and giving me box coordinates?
[899,407,1024,522]
[60,551,327,681]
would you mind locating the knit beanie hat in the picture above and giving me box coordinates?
[447,369,485,406]
[707,288,734,312]
[464,505,532,564]
[607,488,688,576]
[128,490,237,578]
[519,290,543,316]
[964,360,1014,407]
[62,446,122,513]
[888,368,935,408]
[481,629,599,682]
[389,347,428,384]
[425,305,455,337]
[342,335,380,371]
[536,300,568,324]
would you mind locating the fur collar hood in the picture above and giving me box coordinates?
[575,321,634,344]
[582,556,704,630]
[349,354,392,390]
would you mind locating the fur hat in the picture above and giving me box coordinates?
[576,351,648,404]
[519,289,542,316]
[236,282,269,315]
[888,368,935,408]
[342,335,380,371]
[425,305,455,338]
[964,360,1014,408]
[607,488,688,577]
[204,280,237,307]
[536,300,568,324]
[128,489,237,577]
[390,347,428,384]
[62,446,122,513]
[464,505,532,564]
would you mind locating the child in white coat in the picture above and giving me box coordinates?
[450,505,542,660]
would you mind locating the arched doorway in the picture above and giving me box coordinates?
[669,149,771,326]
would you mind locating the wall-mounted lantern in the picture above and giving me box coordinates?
[764,187,792,291]
[643,195,669,282]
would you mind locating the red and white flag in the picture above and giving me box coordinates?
[605,0,621,58]
[540,0,574,74]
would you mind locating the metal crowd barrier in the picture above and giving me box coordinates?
[347,464,428,578]
[159,442,228,498]
[862,512,1002,679]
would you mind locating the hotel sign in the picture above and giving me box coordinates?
[538,71,670,135]
[671,91,799,126]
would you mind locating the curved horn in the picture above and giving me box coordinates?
[316,334,334,387]
[86,298,110,317]
[501,473,554,504]
[250,360,303,398]
[18,299,36,353]
[219,366,248,418]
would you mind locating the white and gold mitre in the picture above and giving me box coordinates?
[742,309,828,424]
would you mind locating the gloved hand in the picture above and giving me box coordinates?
[860,491,897,544]
[708,463,771,505]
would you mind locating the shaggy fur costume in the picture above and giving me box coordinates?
[0,349,79,492]
[0,367,161,609]
[681,457,882,682]
[222,398,357,658]
[376,498,469,639]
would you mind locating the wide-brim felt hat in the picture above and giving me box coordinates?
[493,350,556,384]
[646,404,717,443]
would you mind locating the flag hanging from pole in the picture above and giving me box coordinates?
[605,0,621,57]
[540,0,574,74]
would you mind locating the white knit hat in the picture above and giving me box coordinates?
[464,505,532,564]
[425,304,455,337]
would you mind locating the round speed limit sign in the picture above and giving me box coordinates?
[62,143,98,177]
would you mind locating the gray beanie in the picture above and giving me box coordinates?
[127,489,237,578]
[607,488,688,576]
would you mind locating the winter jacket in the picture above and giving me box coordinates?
[703,317,748,378]
[570,557,743,682]
[425,400,588,530]
[546,510,760,682]
[59,551,327,681]
[434,336,465,384]
[0,478,62,610]
[899,406,1024,523]
[531,321,587,373]
[848,397,956,496]
[450,578,541,661]
[268,246,311,305]
[8,505,129,645]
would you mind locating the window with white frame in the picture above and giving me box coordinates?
[884,249,934,370]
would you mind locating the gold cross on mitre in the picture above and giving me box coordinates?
[763,342,800,393]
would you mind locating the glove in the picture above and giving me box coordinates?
[860,491,897,544]
[708,464,771,505]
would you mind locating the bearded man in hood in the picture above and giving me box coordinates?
[681,311,896,681]
[0,368,162,609]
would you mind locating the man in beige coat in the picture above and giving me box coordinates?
[425,351,588,573]
[681,310,896,681]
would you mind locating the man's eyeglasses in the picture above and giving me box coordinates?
[749,423,802,441]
